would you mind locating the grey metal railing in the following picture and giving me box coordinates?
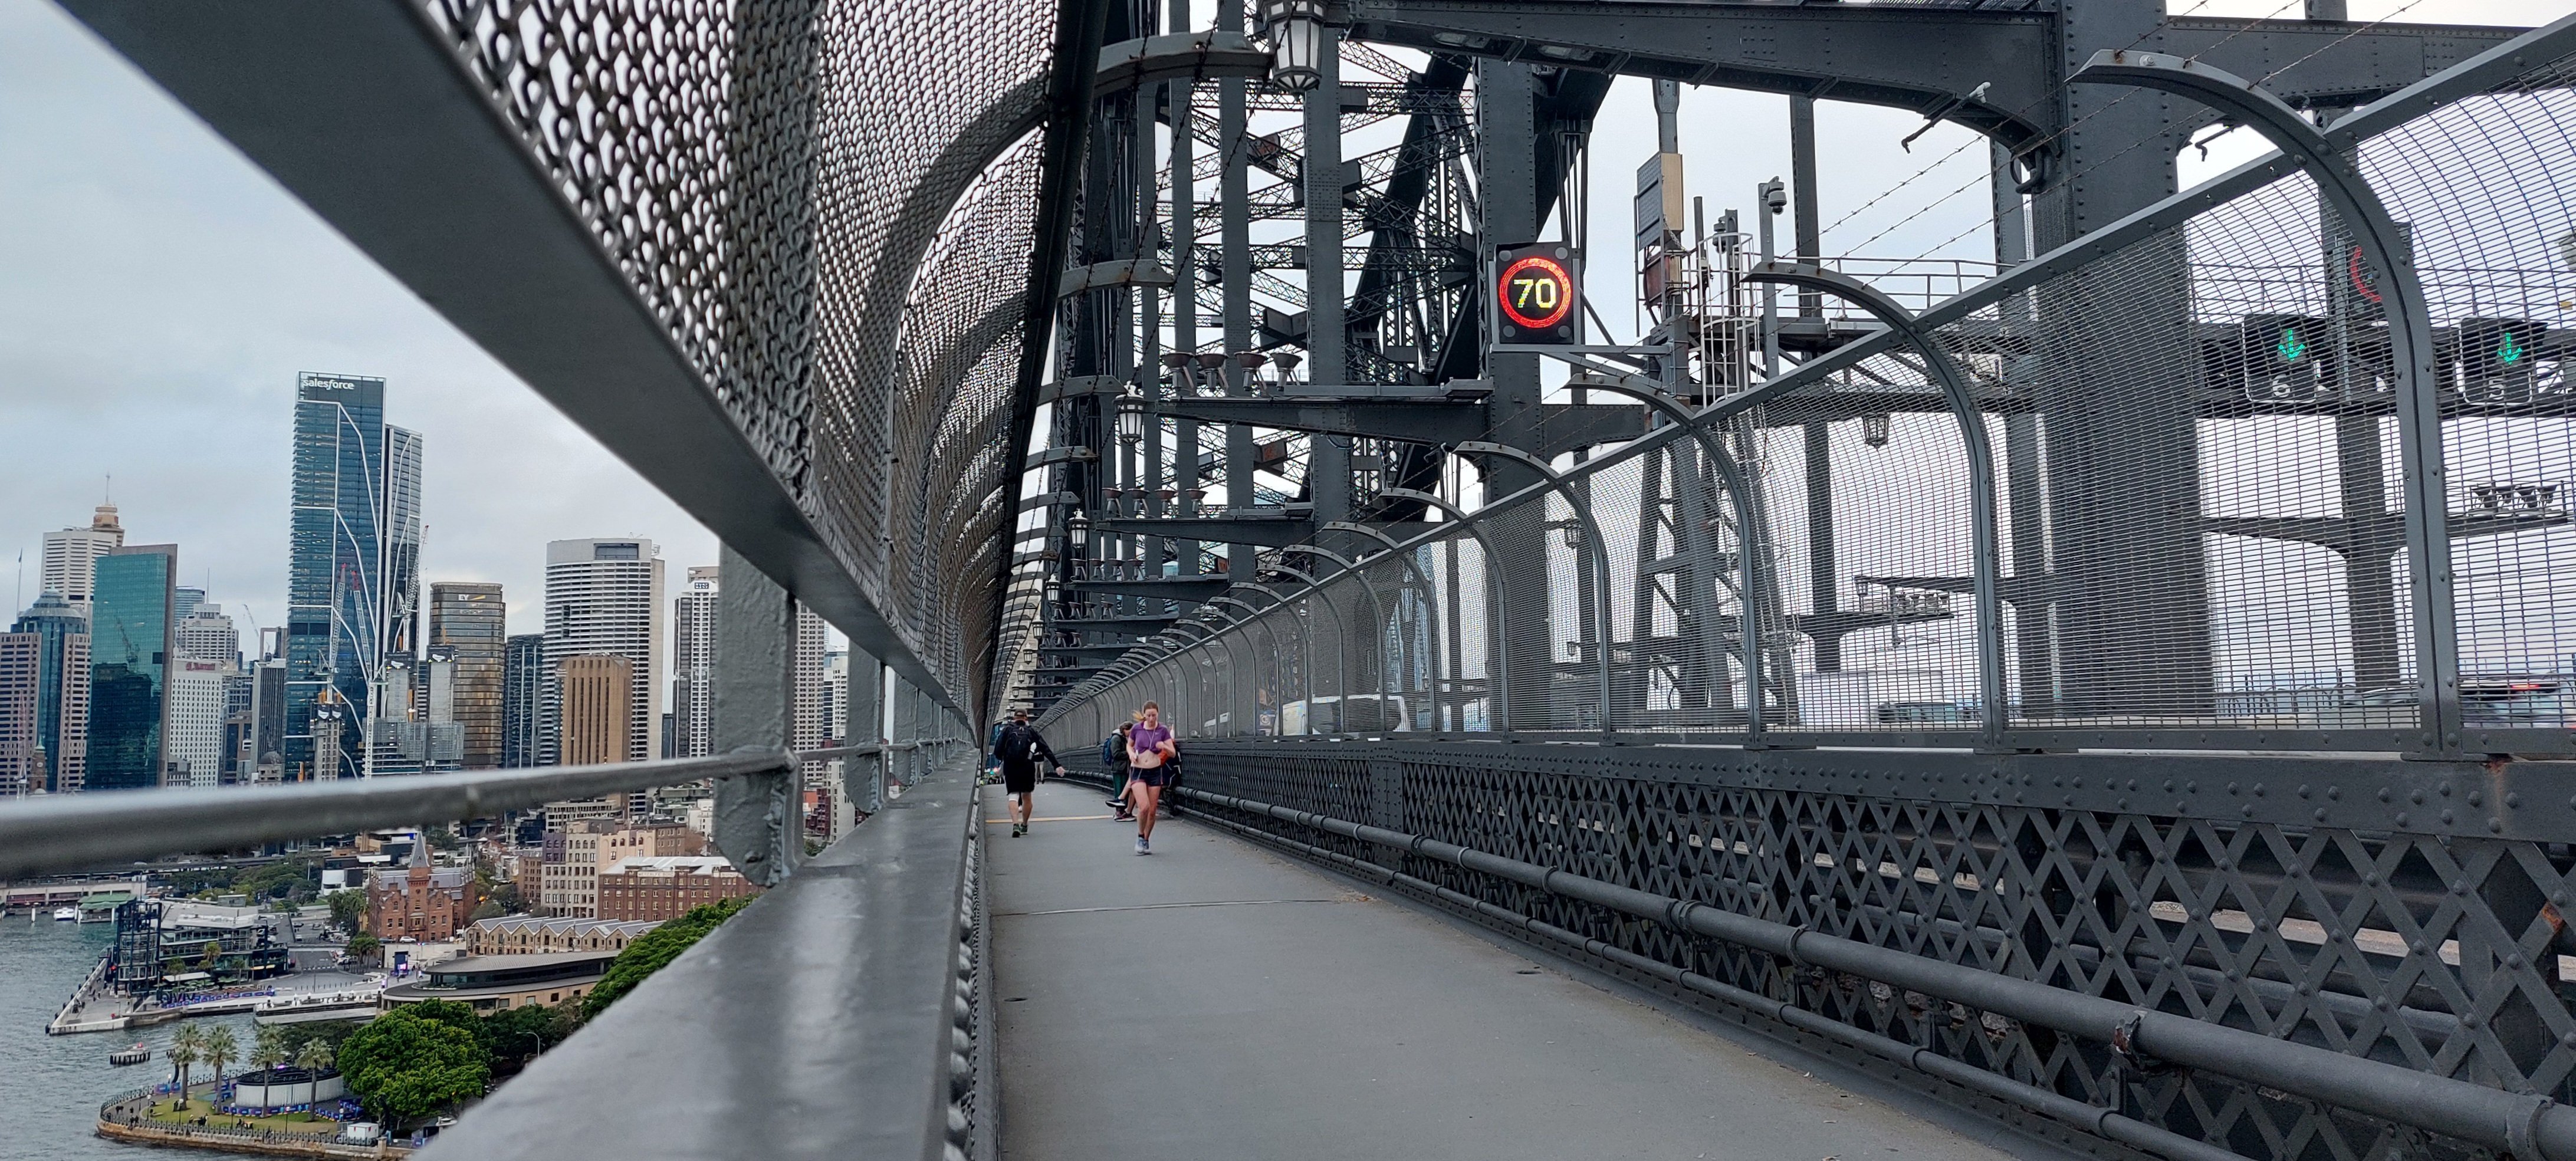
[0,741,968,881]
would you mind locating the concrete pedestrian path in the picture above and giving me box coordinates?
[988,780,2029,1161]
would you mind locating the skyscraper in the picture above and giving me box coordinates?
[502,633,544,768]
[541,540,663,765]
[0,633,38,797]
[12,593,90,793]
[428,583,505,768]
[87,545,177,791]
[41,502,123,616]
[558,654,633,765]
[177,603,239,668]
[669,567,717,759]
[793,604,829,782]
[169,656,229,788]
[285,371,422,780]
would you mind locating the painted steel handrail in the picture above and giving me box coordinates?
[0,741,960,880]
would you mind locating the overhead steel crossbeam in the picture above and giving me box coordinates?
[1332,0,2526,183]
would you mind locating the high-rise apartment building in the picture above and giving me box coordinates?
[87,545,177,791]
[12,593,90,794]
[41,503,123,616]
[0,633,40,797]
[285,371,422,780]
[541,540,663,765]
[428,583,505,768]
[669,567,717,759]
[502,633,544,768]
[793,604,830,782]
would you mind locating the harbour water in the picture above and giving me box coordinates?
[0,917,245,1159]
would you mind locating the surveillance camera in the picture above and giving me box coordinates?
[1760,180,1787,215]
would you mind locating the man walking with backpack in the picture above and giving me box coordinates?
[993,709,1063,838]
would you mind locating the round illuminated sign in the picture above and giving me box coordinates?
[1497,254,1575,332]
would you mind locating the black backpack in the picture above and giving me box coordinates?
[1100,731,1126,767]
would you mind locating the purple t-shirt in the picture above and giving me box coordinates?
[1129,723,1173,763]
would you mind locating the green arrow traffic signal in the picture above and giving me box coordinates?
[2276,325,2308,362]
[2497,330,2526,366]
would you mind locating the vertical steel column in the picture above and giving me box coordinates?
[1803,422,1841,673]
[1138,63,1166,593]
[846,642,885,817]
[1473,61,1552,731]
[2037,0,2212,718]
[711,545,799,886]
[1305,31,1351,535]
[1992,143,2055,720]
[1168,0,1202,575]
[1788,96,1823,320]
[1219,0,1257,581]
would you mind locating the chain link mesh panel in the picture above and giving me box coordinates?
[418,0,1055,702]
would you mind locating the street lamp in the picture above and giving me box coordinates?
[1256,0,1326,94]
[1116,394,1146,446]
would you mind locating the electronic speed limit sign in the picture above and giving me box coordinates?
[1491,242,1582,348]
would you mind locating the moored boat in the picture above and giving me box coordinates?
[52,906,79,922]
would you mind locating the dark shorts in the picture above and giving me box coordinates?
[1002,763,1038,795]
[1128,765,1175,788]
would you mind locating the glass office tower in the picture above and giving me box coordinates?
[87,545,176,791]
[285,372,422,780]
[429,583,505,768]
[502,633,544,768]
[12,592,90,793]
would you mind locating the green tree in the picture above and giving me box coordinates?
[479,1003,580,1071]
[337,1007,490,1127]
[198,940,223,969]
[249,1027,288,1073]
[167,1025,203,1110]
[326,889,366,935]
[583,897,753,1018]
[200,1025,238,1092]
[345,934,382,965]
[294,1039,336,1074]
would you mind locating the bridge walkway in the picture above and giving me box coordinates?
[990,780,2021,1161]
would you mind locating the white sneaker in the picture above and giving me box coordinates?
[1135,837,1149,855]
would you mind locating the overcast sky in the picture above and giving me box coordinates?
[1,0,2556,647]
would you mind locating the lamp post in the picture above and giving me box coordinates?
[1254,0,1326,94]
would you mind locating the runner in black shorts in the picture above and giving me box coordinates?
[991,709,1062,837]
[1125,702,1176,854]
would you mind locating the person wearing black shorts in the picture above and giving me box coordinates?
[991,709,1063,837]
[1124,702,1177,854]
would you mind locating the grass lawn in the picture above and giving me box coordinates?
[142,1100,331,1132]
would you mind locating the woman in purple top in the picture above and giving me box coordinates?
[1125,702,1176,854]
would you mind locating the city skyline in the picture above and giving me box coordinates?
[0,2,718,645]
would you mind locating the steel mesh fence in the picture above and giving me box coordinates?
[418,0,1055,703]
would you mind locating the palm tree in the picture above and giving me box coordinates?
[201,1025,238,1100]
[249,1027,287,1074]
[167,1026,203,1111]
[294,1040,334,1074]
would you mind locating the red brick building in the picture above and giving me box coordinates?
[594,857,760,922]
[367,841,484,942]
